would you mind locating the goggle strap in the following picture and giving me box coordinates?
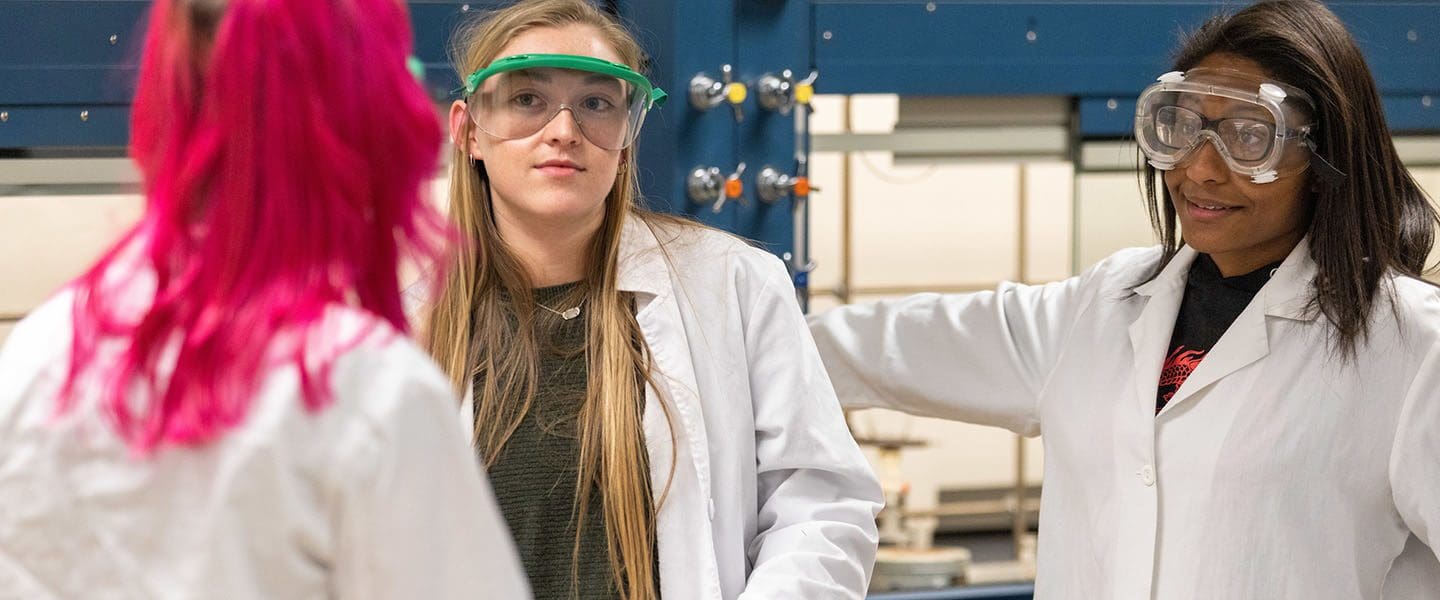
[1310,149,1348,187]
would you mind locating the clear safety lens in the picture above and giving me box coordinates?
[1152,104,1277,164]
[1133,68,1330,184]
[468,67,649,150]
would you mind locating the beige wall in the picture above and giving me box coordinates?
[0,174,454,349]
[806,95,1062,504]
[0,193,143,347]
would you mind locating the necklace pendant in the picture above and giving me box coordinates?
[560,307,581,320]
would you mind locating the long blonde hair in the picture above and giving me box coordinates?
[422,1,677,597]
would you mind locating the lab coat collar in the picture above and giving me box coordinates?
[1135,237,1318,416]
[1132,246,1195,299]
[616,213,673,303]
[1130,238,1317,321]
[459,213,677,436]
[607,215,723,595]
[1129,251,1188,418]
[454,214,700,424]
[1259,236,1318,322]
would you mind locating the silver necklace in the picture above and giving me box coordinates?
[537,297,585,320]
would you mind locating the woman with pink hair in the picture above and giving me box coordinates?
[0,0,530,597]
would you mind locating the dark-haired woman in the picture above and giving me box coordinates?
[810,1,1440,597]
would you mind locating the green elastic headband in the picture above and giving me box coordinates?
[463,53,668,109]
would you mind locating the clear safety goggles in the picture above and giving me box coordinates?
[463,53,668,151]
[1135,68,1325,184]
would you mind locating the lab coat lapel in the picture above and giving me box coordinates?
[1129,247,1193,416]
[1158,300,1268,415]
[1158,238,1317,415]
[620,215,712,508]
[617,216,711,502]
[619,215,722,598]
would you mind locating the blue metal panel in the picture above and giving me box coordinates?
[736,0,811,258]
[0,0,493,148]
[0,105,129,147]
[0,1,147,105]
[1078,96,1137,138]
[812,2,1440,135]
[814,1,1440,96]
[813,2,1220,97]
[408,2,509,101]
[869,582,1036,600]
[622,0,814,257]
[626,0,740,231]
[1327,4,1440,95]
[1382,94,1440,134]
[5,0,1435,242]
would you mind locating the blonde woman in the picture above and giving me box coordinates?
[419,0,882,597]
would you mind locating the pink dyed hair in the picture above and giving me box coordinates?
[60,0,449,453]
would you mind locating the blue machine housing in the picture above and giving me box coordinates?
[811,1,1439,138]
[3,0,1436,253]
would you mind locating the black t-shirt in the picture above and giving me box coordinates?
[1155,254,1281,413]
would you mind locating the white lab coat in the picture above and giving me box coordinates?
[456,215,883,599]
[0,285,531,599]
[809,239,1440,599]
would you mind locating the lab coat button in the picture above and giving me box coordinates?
[1138,465,1156,487]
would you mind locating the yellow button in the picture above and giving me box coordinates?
[726,82,748,105]
[795,83,814,105]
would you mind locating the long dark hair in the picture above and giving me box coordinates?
[1141,0,1437,356]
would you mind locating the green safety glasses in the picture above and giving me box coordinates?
[463,53,667,151]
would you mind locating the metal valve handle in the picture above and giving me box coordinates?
[757,69,819,115]
[688,64,747,122]
[757,165,818,203]
[713,162,748,213]
[687,162,748,213]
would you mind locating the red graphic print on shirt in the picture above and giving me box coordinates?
[1157,346,1206,412]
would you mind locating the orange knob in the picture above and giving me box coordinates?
[725,178,743,199]
[793,176,810,197]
